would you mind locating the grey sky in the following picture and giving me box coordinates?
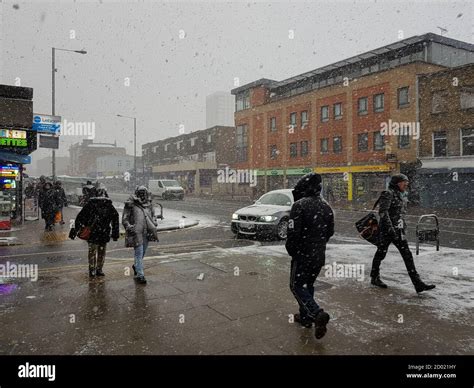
[0,0,472,164]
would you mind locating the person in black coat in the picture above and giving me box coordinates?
[39,182,60,231]
[286,173,334,340]
[370,174,435,293]
[73,187,119,278]
[54,180,67,225]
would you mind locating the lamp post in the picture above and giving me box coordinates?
[51,47,87,180]
[116,114,137,188]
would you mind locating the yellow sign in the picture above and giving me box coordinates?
[314,164,392,174]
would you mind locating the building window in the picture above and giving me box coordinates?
[207,134,212,143]
[301,111,309,127]
[301,140,309,157]
[374,131,385,151]
[460,87,474,109]
[270,117,277,131]
[118,160,122,168]
[320,138,329,154]
[236,91,250,111]
[333,137,342,153]
[398,87,409,108]
[431,91,449,113]
[433,131,447,157]
[333,103,342,119]
[270,145,278,159]
[290,112,297,128]
[190,137,197,147]
[461,128,474,156]
[358,133,369,152]
[398,126,410,149]
[374,93,384,112]
[321,106,329,122]
[236,124,248,162]
[358,97,368,115]
[203,151,216,162]
[176,141,183,150]
[290,142,297,158]
[164,144,170,152]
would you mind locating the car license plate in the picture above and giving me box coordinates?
[240,222,254,230]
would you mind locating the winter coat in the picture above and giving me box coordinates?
[286,193,335,259]
[40,188,61,219]
[75,197,119,245]
[378,183,409,242]
[55,187,68,208]
[122,195,158,247]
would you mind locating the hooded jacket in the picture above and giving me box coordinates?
[378,175,409,241]
[75,196,119,245]
[286,174,334,259]
[122,194,158,247]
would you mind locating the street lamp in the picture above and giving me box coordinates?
[116,114,137,188]
[51,47,87,180]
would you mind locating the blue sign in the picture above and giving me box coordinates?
[32,114,61,135]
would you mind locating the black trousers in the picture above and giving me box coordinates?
[289,248,326,322]
[371,234,419,282]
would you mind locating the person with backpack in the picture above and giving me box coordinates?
[122,186,158,285]
[72,187,119,278]
[39,182,60,231]
[370,174,435,293]
[286,173,334,340]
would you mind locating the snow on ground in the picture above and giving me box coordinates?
[220,241,474,322]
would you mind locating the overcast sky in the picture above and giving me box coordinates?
[0,0,472,164]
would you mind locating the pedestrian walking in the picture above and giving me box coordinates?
[72,187,119,278]
[286,173,334,339]
[54,180,67,225]
[370,174,436,293]
[39,182,60,231]
[122,186,158,285]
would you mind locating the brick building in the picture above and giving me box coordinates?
[142,126,244,196]
[417,63,474,208]
[231,33,474,204]
[68,139,126,177]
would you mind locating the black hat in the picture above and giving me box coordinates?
[292,172,322,201]
[390,173,409,185]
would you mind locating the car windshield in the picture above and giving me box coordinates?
[257,193,292,206]
[162,180,180,187]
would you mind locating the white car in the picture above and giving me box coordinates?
[231,189,294,240]
[148,179,185,200]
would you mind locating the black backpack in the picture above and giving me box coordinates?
[355,196,382,246]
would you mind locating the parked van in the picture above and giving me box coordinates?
[148,179,185,200]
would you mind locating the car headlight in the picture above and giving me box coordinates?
[259,215,277,222]
[232,213,239,220]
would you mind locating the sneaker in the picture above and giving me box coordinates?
[294,313,313,328]
[314,310,330,340]
[96,269,105,277]
[89,270,95,278]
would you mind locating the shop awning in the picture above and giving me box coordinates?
[0,150,31,164]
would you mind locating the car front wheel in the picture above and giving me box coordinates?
[276,219,289,240]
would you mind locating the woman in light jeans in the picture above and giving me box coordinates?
[122,186,158,284]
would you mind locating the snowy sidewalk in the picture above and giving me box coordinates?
[0,237,472,355]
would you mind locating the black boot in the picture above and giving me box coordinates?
[314,309,330,340]
[96,269,105,277]
[410,272,435,293]
[414,281,436,293]
[294,313,312,328]
[89,269,95,278]
[371,275,388,288]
